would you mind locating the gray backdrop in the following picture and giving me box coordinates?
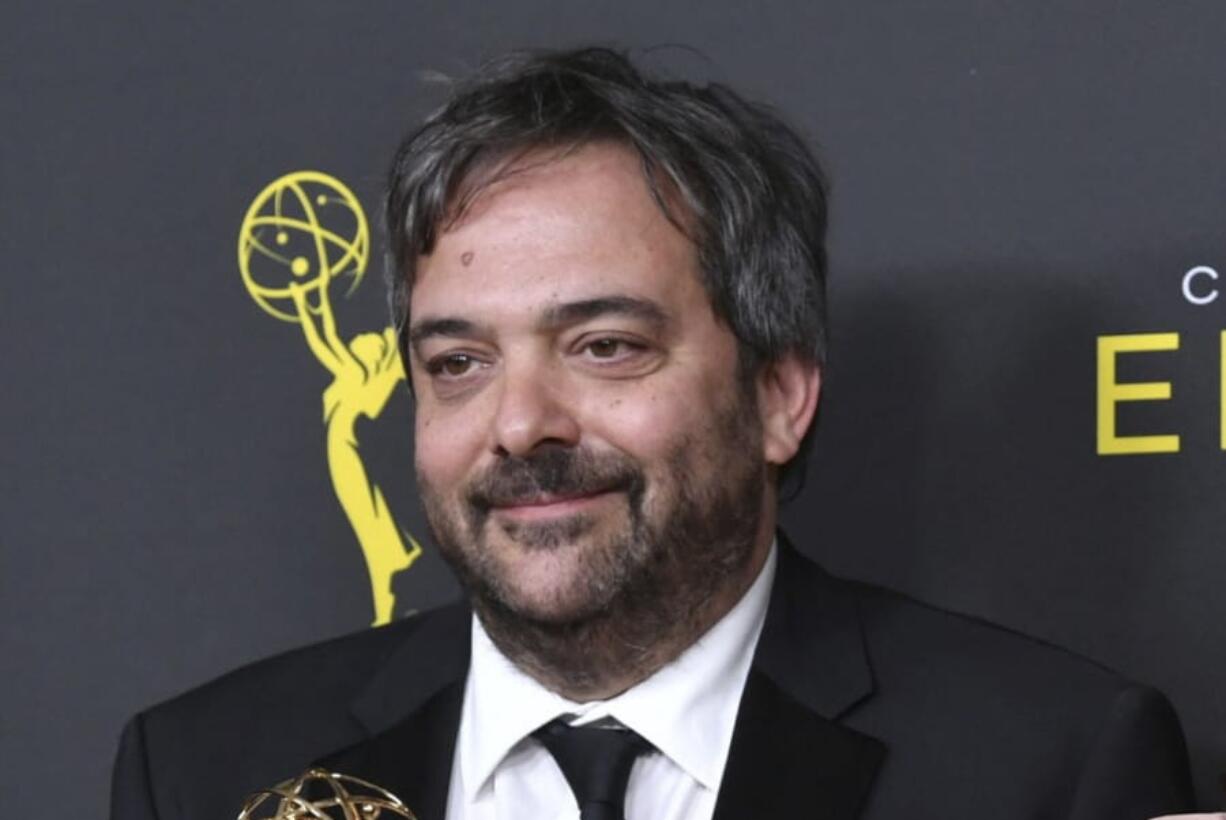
[3,0,1224,814]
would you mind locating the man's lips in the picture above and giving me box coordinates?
[490,489,618,520]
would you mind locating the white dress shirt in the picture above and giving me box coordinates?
[444,543,777,820]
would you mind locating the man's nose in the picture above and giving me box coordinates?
[491,364,581,457]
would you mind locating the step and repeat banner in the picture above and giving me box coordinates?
[3,0,1224,814]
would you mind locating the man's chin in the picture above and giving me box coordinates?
[490,591,608,627]
[480,547,619,625]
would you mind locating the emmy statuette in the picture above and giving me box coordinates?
[237,768,416,820]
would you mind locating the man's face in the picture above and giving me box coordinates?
[408,143,771,634]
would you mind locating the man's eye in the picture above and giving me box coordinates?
[584,338,640,359]
[428,354,479,377]
[587,339,621,358]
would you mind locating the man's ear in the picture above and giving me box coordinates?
[757,354,821,467]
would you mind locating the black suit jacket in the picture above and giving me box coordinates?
[110,544,1194,819]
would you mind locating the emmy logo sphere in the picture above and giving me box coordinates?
[237,171,370,323]
[237,768,416,820]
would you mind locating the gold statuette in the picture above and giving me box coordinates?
[237,768,416,820]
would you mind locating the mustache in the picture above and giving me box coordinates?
[466,445,644,513]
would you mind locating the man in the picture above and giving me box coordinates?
[111,48,1194,819]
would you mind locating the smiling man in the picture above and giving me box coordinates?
[111,48,1194,820]
[407,141,796,709]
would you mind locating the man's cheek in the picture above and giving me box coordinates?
[415,418,482,480]
[581,392,683,446]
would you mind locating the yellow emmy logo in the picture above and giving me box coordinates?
[238,171,421,626]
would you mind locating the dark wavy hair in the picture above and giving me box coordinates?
[386,46,828,490]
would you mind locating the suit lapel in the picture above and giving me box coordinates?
[317,680,464,820]
[713,669,884,819]
[312,603,472,820]
[713,541,886,819]
[347,603,471,736]
[307,543,885,819]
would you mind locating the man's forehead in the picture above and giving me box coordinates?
[441,141,653,234]
[404,139,711,351]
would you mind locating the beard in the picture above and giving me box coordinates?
[417,389,767,698]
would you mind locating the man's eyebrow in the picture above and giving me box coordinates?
[407,317,486,351]
[407,296,669,354]
[539,296,670,329]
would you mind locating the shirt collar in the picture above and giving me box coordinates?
[457,541,777,799]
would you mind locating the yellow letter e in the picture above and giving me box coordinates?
[1096,333,1180,455]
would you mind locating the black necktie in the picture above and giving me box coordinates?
[533,720,651,820]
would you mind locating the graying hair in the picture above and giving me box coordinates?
[386,46,829,489]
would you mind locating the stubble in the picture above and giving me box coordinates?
[417,390,766,699]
